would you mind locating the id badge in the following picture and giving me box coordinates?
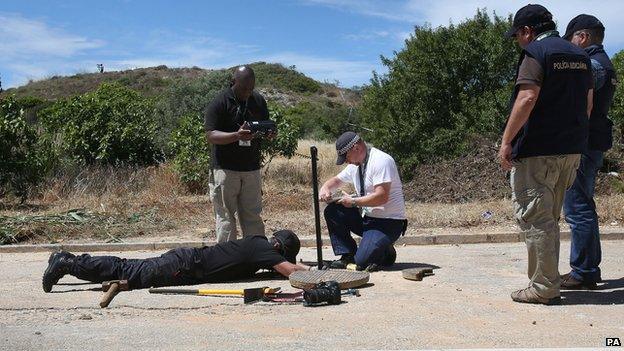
[239,140,251,147]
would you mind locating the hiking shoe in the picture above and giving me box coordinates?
[560,272,598,290]
[381,245,397,266]
[363,263,379,272]
[329,254,355,269]
[42,251,75,293]
[511,287,561,305]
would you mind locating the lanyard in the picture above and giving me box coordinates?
[357,147,371,196]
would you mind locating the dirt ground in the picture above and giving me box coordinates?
[1,241,623,350]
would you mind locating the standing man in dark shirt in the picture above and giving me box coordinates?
[42,230,308,292]
[561,15,618,290]
[498,4,593,305]
[204,66,271,242]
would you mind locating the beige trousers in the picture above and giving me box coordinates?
[511,154,580,298]
[209,169,265,243]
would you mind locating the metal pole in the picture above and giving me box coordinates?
[310,146,323,269]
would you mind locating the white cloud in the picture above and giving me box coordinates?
[262,52,382,87]
[305,0,624,50]
[0,13,104,58]
[344,30,392,41]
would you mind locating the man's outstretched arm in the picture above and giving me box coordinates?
[272,261,311,277]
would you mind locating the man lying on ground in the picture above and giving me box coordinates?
[42,230,308,292]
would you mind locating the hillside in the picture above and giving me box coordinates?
[0,62,361,107]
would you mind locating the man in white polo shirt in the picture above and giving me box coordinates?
[319,131,407,271]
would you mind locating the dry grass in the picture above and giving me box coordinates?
[2,139,624,244]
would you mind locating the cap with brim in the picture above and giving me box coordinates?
[273,230,300,264]
[505,4,553,38]
[563,14,605,40]
[335,131,360,165]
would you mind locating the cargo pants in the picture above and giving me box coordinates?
[511,154,580,299]
[209,169,265,243]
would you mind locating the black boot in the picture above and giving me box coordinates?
[42,251,75,293]
[329,254,355,269]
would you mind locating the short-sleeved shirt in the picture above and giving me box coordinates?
[337,147,406,219]
[197,235,286,282]
[516,55,594,89]
[204,88,269,171]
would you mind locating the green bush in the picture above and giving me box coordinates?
[284,100,358,140]
[168,113,212,193]
[360,10,518,177]
[40,83,161,165]
[153,70,231,155]
[0,96,55,200]
[168,104,300,192]
[250,62,321,93]
[261,105,301,164]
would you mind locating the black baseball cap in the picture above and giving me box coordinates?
[335,131,360,165]
[505,4,553,38]
[563,14,605,40]
[273,230,300,264]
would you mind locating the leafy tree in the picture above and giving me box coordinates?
[0,96,54,200]
[360,10,519,176]
[40,83,161,165]
[611,50,624,143]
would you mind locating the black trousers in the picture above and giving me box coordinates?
[70,248,205,290]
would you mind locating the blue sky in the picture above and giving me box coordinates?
[1,0,623,89]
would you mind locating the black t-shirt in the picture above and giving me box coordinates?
[196,235,286,282]
[204,88,269,171]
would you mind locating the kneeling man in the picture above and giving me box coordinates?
[319,131,407,271]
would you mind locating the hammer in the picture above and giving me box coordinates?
[100,280,129,308]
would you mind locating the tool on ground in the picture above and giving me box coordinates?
[100,280,129,308]
[310,145,323,270]
[303,281,342,306]
[148,287,281,304]
[290,269,369,290]
[402,268,435,281]
[261,287,359,304]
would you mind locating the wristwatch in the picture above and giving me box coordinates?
[351,198,357,207]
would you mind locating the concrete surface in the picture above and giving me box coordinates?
[1,241,623,350]
[1,227,623,254]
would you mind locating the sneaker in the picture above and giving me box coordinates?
[381,245,397,266]
[329,254,355,269]
[42,251,75,293]
[560,272,598,290]
[511,287,561,305]
[363,263,379,272]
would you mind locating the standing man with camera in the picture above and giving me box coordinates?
[319,131,407,271]
[204,66,270,243]
[498,4,593,305]
[561,15,618,290]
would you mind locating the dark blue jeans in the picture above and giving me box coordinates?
[563,150,604,283]
[324,202,405,267]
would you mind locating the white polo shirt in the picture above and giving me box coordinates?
[337,147,406,220]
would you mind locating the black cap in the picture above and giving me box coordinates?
[273,230,300,264]
[563,14,605,40]
[335,131,360,165]
[505,4,553,38]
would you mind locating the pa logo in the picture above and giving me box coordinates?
[606,337,621,347]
